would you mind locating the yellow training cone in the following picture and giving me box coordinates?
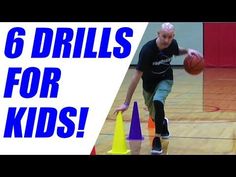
[108,111,130,155]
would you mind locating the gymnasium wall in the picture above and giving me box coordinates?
[203,23,236,112]
[131,22,203,65]
[204,23,236,67]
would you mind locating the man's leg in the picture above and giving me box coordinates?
[143,89,155,119]
[152,80,173,154]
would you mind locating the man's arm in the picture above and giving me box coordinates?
[178,47,188,55]
[114,69,143,114]
[178,47,203,58]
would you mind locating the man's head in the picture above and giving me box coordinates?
[157,22,175,49]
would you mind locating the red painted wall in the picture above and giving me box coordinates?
[204,23,236,67]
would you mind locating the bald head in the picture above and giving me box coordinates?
[160,22,175,33]
[157,23,175,49]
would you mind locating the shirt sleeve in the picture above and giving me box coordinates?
[136,46,151,72]
[172,39,180,56]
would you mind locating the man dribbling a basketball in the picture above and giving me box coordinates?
[114,22,203,154]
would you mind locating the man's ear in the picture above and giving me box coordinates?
[157,32,160,37]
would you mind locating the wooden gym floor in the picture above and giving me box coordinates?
[95,67,236,155]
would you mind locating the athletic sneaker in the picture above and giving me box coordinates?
[161,117,170,139]
[151,136,163,154]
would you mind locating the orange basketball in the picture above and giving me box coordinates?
[184,54,204,75]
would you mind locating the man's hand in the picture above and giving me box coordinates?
[188,49,203,59]
[113,103,129,115]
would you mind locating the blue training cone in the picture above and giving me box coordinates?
[127,101,144,140]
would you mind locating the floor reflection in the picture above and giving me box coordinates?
[204,68,236,112]
[129,140,142,155]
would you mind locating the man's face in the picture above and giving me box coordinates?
[158,30,175,48]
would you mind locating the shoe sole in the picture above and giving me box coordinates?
[151,149,163,154]
[164,117,169,124]
[161,135,170,139]
[162,117,170,139]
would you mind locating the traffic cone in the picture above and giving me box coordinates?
[108,111,130,155]
[127,101,144,140]
[90,146,96,155]
[148,127,155,145]
[148,116,155,128]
